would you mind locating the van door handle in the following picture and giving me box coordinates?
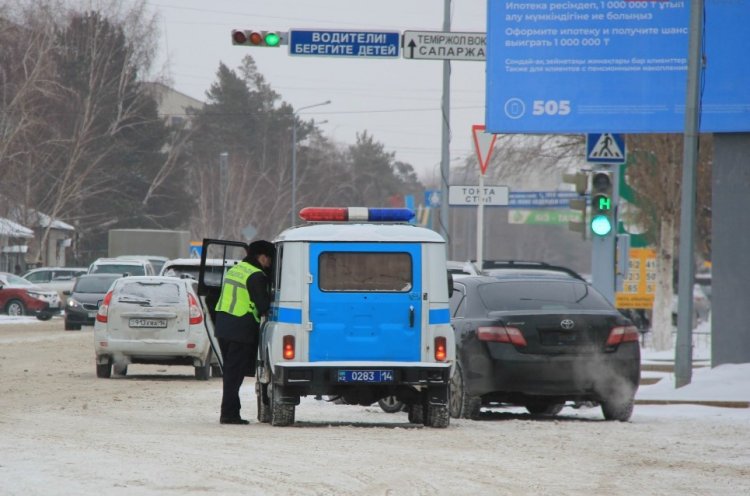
[409,305,415,328]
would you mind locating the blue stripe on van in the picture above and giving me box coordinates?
[429,308,450,324]
[270,306,302,324]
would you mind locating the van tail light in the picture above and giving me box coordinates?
[283,335,295,360]
[606,325,640,346]
[477,326,527,347]
[96,291,113,323]
[187,293,203,325]
[434,336,447,361]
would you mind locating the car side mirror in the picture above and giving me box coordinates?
[447,272,454,298]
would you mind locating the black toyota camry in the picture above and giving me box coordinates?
[449,269,641,421]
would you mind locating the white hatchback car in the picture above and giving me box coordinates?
[94,276,219,380]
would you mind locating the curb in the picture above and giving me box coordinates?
[635,399,749,409]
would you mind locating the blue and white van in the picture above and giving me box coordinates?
[200,207,454,427]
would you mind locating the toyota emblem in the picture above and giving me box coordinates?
[560,319,575,330]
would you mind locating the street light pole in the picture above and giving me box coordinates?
[291,100,331,226]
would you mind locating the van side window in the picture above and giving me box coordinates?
[318,252,412,292]
[273,244,283,298]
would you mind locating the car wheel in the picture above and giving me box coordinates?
[601,394,635,422]
[35,312,53,321]
[270,382,295,427]
[113,363,128,376]
[5,299,26,317]
[211,365,222,378]
[64,320,81,331]
[526,401,564,416]
[449,361,481,419]
[195,350,212,381]
[378,396,406,413]
[407,403,424,425]
[96,359,112,378]
[256,381,271,423]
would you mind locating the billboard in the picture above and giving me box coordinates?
[486,0,750,133]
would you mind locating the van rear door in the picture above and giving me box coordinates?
[308,242,422,361]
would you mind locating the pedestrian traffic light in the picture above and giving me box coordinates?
[231,30,284,47]
[562,171,589,236]
[590,171,613,236]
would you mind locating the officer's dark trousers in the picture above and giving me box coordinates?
[218,338,253,419]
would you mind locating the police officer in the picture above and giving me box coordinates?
[214,240,275,425]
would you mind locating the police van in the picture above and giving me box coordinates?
[198,207,455,428]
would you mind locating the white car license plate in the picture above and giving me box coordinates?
[129,318,167,328]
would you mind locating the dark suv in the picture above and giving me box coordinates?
[449,262,641,421]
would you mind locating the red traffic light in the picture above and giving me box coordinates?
[248,31,264,45]
[232,30,247,45]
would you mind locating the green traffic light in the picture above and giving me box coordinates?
[591,214,612,236]
[264,32,280,46]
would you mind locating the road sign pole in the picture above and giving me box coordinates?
[439,0,451,255]
[477,173,484,272]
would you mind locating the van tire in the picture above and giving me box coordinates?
[270,384,295,427]
[426,403,450,428]
[407,403,424,424]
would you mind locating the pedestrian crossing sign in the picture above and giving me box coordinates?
[587,133,626,164]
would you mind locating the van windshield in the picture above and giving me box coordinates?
[318,252,412,292]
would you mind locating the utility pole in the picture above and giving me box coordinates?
[439,0,452,254]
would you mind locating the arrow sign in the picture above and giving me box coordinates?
[472,124,497,176]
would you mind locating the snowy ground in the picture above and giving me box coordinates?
[1,316,748,495]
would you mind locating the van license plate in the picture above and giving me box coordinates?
[337,370,394,383]
[129,318,167,328]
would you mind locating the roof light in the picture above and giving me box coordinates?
[299,207,414,223]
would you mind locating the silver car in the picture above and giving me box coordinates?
[93,276,219,380]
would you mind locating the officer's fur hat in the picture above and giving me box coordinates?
[246,240,276,259]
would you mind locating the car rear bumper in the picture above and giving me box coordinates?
[65,307,96,326]
[95,339,209,362]
[466,344,640,400]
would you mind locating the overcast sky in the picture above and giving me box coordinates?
[139,0,488,179]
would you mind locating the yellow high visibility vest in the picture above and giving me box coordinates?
[215,261,262,323]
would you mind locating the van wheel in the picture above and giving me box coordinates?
[256,382,271,423]
[407,403,424,425]
[426,403,450,428]
[270,383,295,427]
[5,299,25,317]
[96,359,112,378]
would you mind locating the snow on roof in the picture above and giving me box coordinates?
[274,223,446,243]
[0,218,34,238]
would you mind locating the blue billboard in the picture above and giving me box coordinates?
[289,30,400,58]
[486,0,750,133]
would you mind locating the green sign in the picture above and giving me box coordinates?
[508,209,583,226]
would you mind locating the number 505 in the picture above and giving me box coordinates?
[532,100,571,116]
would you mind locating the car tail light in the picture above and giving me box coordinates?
[477,325,527,347]
[96,291,113,323]
[283,335,295,360]
[606,325,640,346]
[187,343,196,349]
[435,336,447,361]
[187,293,203,325]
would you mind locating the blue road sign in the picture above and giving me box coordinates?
[424,190,441,208]
[289,30,400,58]
[189,243,202,259]
[587,133,626,164]
[485,0,750,133]
[508,191,582,209]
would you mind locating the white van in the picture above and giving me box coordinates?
[199,207,455,427]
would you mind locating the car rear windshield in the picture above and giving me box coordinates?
[74,277,119,293]
[91,264,145,276]
[478,280,611,311]
[162,265,226,286]
[318,252,412,292]
[117,281,182,303]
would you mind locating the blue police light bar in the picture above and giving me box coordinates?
[299,207,414,222]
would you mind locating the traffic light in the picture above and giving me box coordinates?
[231,30,284,47]
[590,171,613,236]
[562,171,589,236]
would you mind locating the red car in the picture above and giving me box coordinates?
[0,272,62,320]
